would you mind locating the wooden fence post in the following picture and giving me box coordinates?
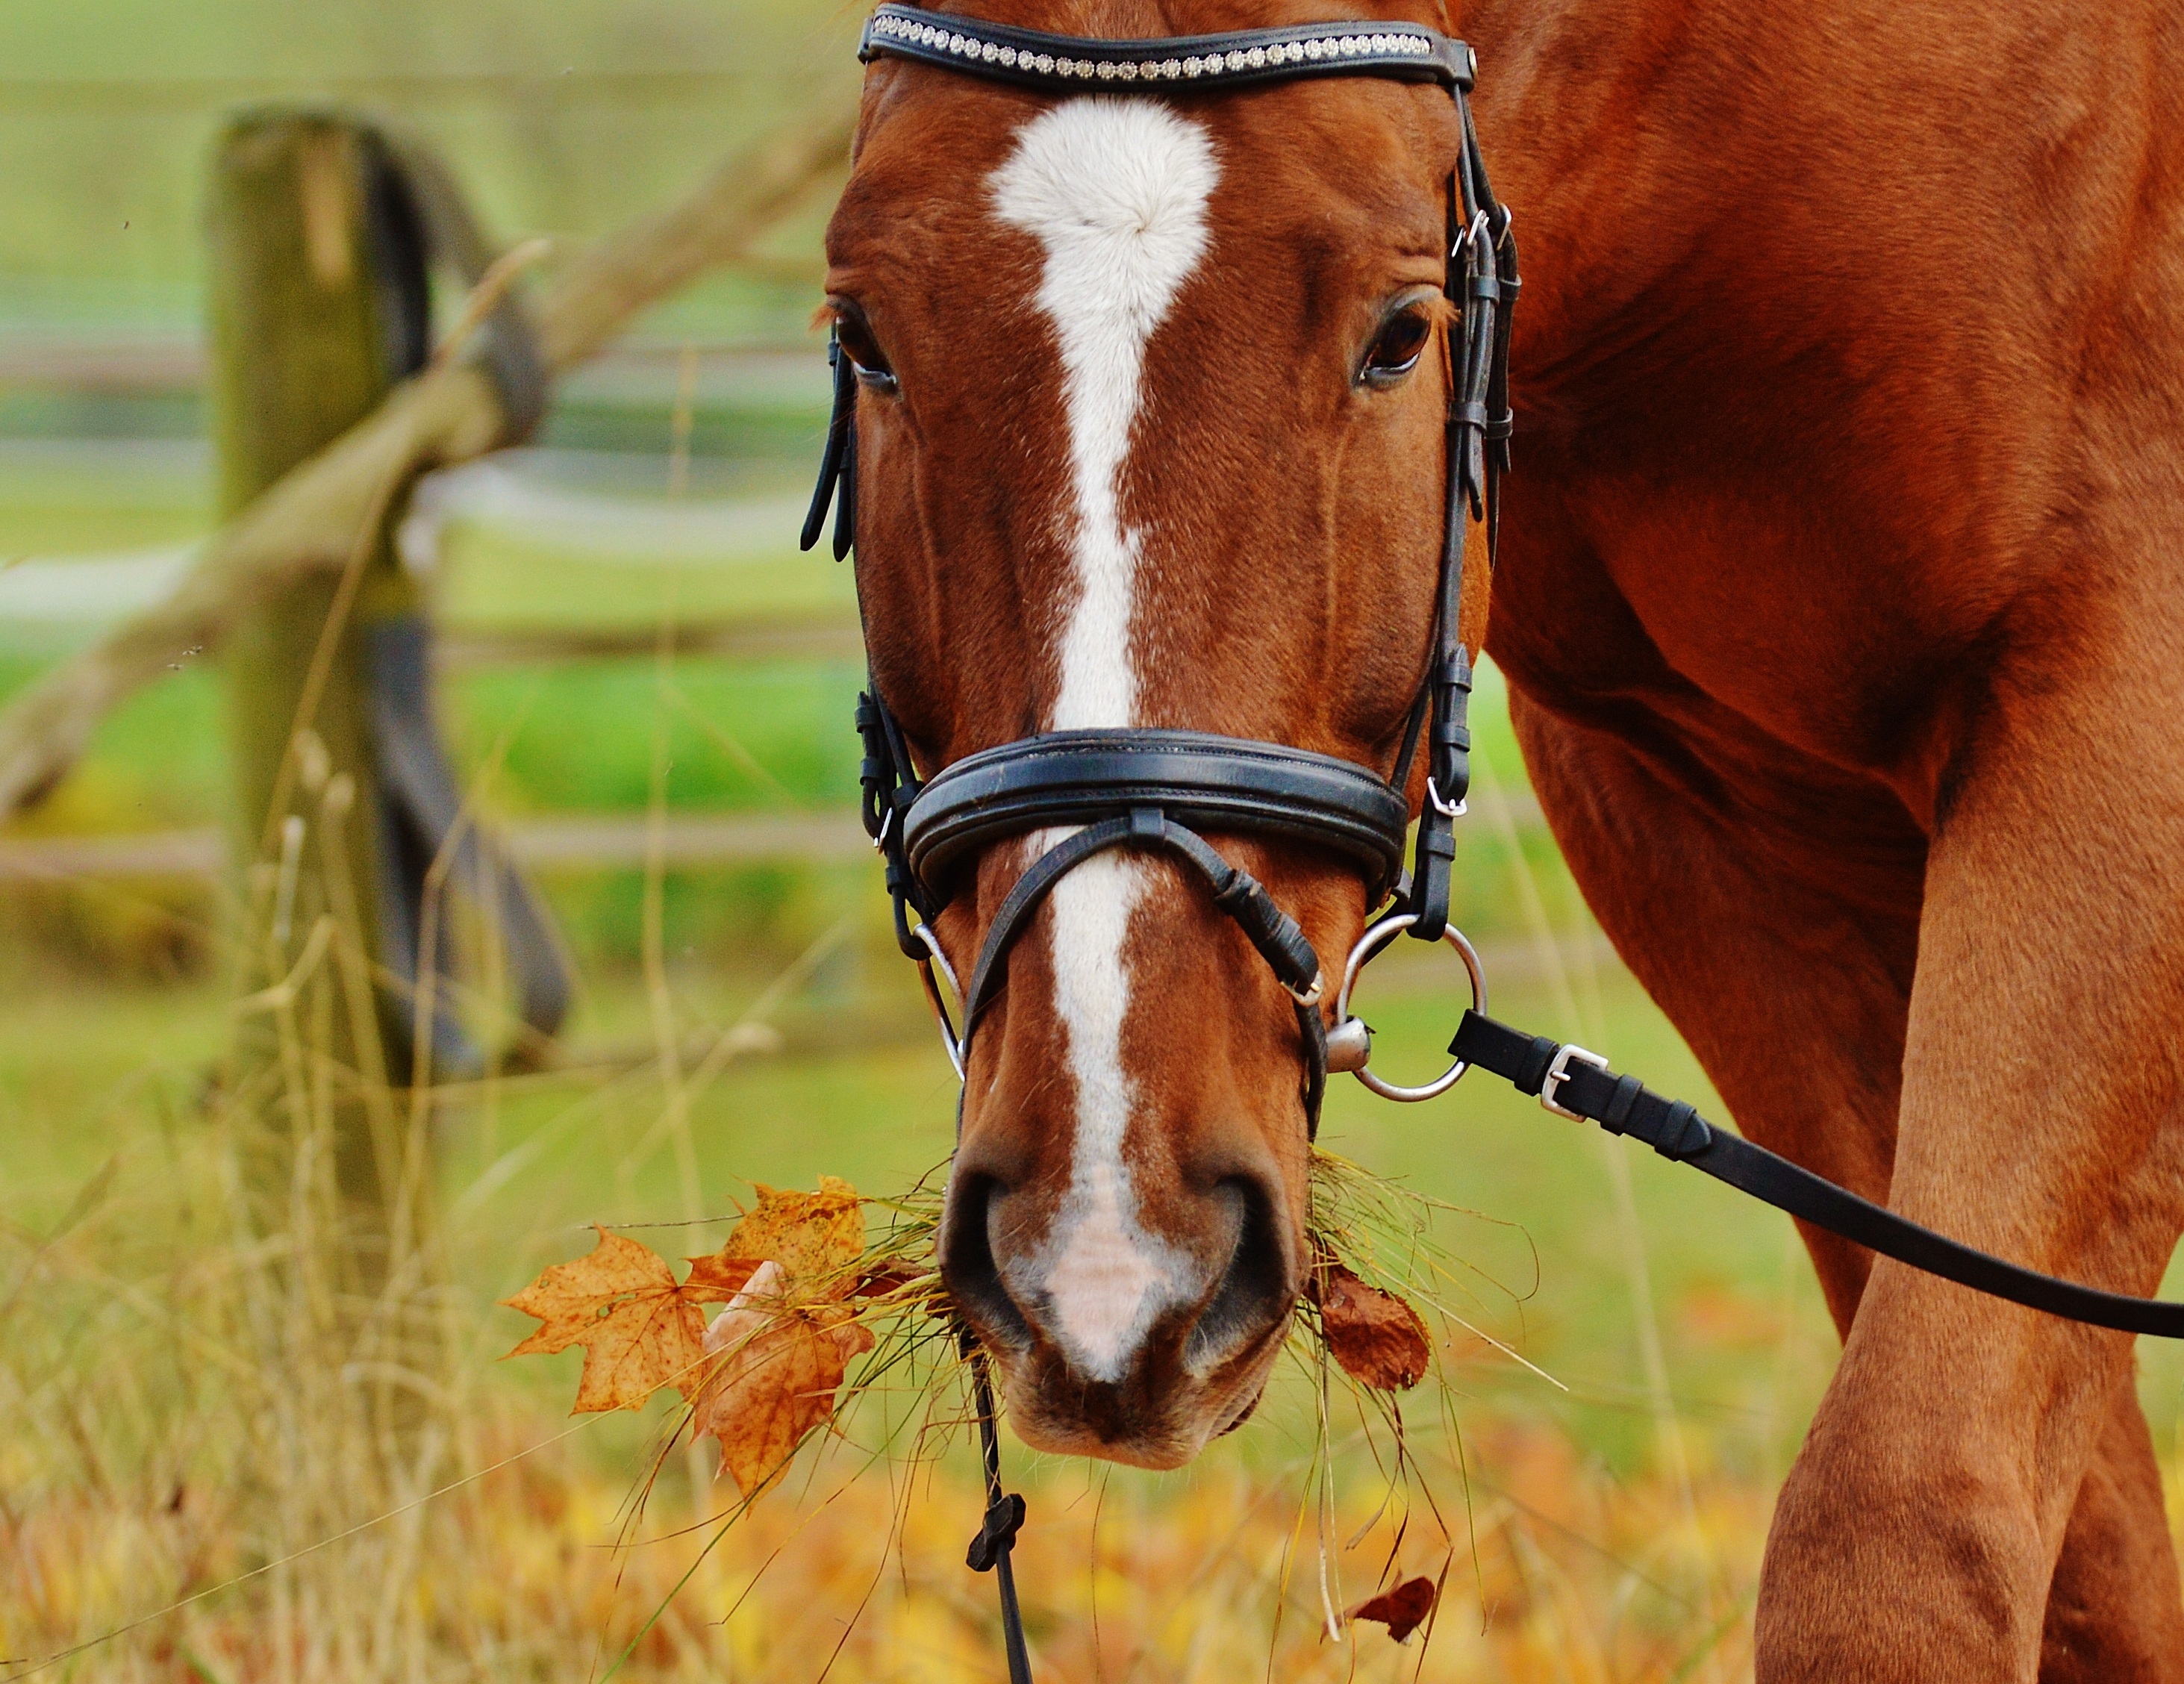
[206,110,568,1296]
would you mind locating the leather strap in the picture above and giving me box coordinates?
[801,329,858,562]
[905,729,1409,905]
[956,808,1329,1136]
[964,1344,1034,1684]
[1450,1011,2184,1339]
[372,129,549,443]
[861,4,1474,94]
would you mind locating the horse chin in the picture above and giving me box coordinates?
[987,1322,1289,1471]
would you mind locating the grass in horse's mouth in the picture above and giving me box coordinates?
[684,1149,1524,1650]
[794,1147,1508,1480]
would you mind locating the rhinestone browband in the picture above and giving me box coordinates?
[858,4,1475,93]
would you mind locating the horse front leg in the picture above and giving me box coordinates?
[1750,617,2184,1682]
[2039,1371,2183,1683]
[1508,679,2184,1682]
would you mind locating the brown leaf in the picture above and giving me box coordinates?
[714,1176,864,1301]
[1348,1575,1438,1642]
[1312,1260,1431,1391]
[499,1227,709,1413]
[692,1261,876,1497]
[849,1261,928,1300]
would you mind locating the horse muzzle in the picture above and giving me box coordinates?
[940,1153,1298,1468]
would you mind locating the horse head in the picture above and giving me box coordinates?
[823,0,1471,1468]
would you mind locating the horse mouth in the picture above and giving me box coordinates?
[942,1167,1301,1468]
[989,1320,1291,1471]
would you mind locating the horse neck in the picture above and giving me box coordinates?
[1456,0,1732,363]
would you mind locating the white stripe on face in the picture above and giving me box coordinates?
[993,97,1218,729]
[990,99,1218,1380]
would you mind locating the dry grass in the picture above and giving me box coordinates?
[10,908,2184,1683]
[7,727,2174,1683]
[0,1149,1776,1684]
[0,1021,1779,1684]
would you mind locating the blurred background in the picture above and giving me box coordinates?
[4,4,2176,1681]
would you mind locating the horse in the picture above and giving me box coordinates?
[820,0,2184,1674]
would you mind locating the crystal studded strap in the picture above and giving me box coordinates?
[860,4,1475,94]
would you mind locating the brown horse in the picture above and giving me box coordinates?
[822,0,2184,1674]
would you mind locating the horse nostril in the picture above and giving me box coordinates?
[940,1172,1036,1352]
[1185,1176,1293,1373]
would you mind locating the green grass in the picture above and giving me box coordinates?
[433,524,853,636]
[449,658,864,813]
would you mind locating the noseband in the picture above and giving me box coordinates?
[804,3,1518,1132]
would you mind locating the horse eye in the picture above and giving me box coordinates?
[834,310,899,393]
[1361,308,1432,385]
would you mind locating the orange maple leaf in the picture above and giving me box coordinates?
[706,1176,864,1301]
[499,1226,711,1412]
[680,1253,762,1303]
[692,1260,877,1496]
[1310,1259,1432,1391]
[502,1179,882,1476]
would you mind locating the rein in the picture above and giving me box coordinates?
[808,7,2184,1677]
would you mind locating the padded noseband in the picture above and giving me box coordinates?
[903,731,1410,899]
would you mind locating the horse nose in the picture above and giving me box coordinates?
[941,1161,1295,1385]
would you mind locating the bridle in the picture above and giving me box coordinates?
[806,9,2184,1680]
[805,19,1506,1670]
[805,3,1517,1135]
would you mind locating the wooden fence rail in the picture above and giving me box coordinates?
[0,95,856,822]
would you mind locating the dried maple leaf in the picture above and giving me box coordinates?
[711,1176,864,1300]
[1311,1259,1431,1391]
[499,1226,710,1412]
[1348,1575,1438,1642]
[692,1261,876,1496]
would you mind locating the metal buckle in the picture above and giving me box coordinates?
[1425,776,1467,819]
[1539,1044,1608,1120]
[1451,207,1491,261]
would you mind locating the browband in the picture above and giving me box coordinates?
[859,4,1476,94]
[903,729,1411,902]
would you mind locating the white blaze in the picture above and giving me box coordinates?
[990,99,1217,1381]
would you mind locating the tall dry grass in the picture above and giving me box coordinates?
[0,729,1814,1683]
[0,1055,1783,1683]
[13,690,2171,1682]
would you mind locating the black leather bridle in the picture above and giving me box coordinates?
[808,10,2184,1680]
[805,4,1517,1135]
